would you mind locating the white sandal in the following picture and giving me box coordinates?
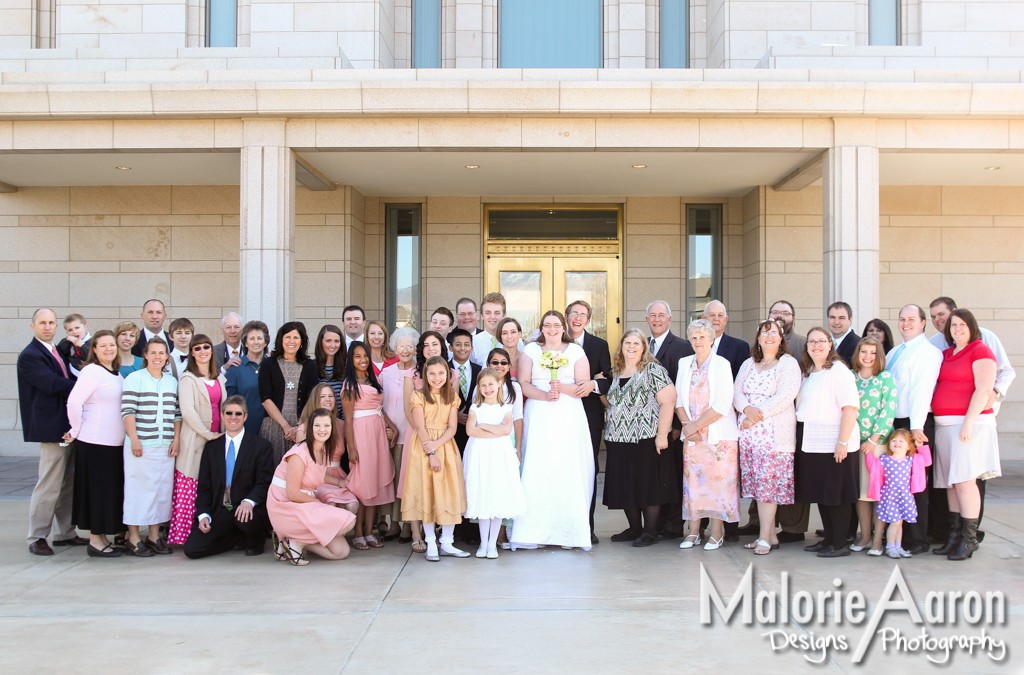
[704,535,724,551]
[679,534,702,549]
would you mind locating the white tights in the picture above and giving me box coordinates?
[421,523,457,549]
[478,518,502,551]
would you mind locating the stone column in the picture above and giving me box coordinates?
[240,118,294,332]
[822,146,879,325]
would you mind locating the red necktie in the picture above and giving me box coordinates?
[51,346,69,378]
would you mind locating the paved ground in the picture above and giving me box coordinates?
[2,457,1022,674]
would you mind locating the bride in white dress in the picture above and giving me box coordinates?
[510,310,596,550]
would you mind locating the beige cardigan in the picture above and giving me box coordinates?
[176,371,227,479]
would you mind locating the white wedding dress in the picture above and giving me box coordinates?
[510,341,595,550]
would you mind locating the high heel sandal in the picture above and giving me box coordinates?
[273,533,287,561]
[280,539,309,566]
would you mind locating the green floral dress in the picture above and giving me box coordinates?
[855,370,898,500]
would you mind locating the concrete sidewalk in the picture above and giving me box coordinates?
[2,458,1022,674]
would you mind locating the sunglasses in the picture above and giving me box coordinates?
[489,360,509,366]
[192,344,212,351]
[223,410,245,417]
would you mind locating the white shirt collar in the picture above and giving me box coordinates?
[35,337,55,351]
[832,328,853,347]
[225,428,245,452]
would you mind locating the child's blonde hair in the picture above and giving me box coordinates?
[885,428,918,457]
[472,368,502,407]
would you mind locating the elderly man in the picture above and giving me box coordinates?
[214,311,244,373]
[702,300,749,379]
[887,304,942,555]
[19,308,84,555]
[646,300,693,540]
[455,297,482,334]
[132,298,170,357]
[928,296,1015,544]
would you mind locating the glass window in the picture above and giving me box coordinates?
[488,209,618,239]
[685,205,721,322]
[660,0,688,68]
[413,0,441,68]
[387,205,422,330]
[869,0,900,46]
[499,0,602,68]
[207,0,237,47]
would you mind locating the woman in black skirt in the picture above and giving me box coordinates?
[602,328,678,547]
[64,331,127,558]
[794,327,860,558]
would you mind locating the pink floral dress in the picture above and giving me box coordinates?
[682,360,740,522]
[738,366,796,504]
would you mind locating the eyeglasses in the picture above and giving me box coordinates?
[223,411,244,417]
[759,331,781,338]
[489,360,509,366]
[807,339,831,346]
[192,344,212,351]
[769,311,793,317]
[567,311,589,319]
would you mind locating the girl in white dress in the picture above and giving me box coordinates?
[463,369,527,558]
[510,310,595,551]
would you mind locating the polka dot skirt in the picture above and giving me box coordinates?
[168,470,198,545]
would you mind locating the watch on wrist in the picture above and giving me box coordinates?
[836,440,848,447]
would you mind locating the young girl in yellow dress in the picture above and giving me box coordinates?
[401,356,469,561]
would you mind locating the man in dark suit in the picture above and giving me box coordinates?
[702,300,750,379]
[646,300,694,539]
[18,308,86,556]
[448,328,481,544]
[184,396,273,558]
[214,311,244,373]
[132,298,171,357]
[566,300,613,545]
[827,301,859,366]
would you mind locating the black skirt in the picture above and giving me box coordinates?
[73,440,125,535]
[603,437,680,509]
[795,449,860,507]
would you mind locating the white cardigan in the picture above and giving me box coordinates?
[675,353,739,444]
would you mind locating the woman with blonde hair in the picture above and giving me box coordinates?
[365,320,398,378]
[115,320,144,378]
[602,328,677,547]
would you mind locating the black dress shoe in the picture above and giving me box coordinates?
[125,541,155,557]
[53,536,88,546]
[817,546,851,558]
[657,528,685,540]
[724,533,739,543]
[804,540,828,552]
[87,543,122,558]
[590,533,599,545]
[29,539,54,556]
[814,529,825,537]
[777,531,805,544]
[146,539,172,555]
[611,528,642,542]
[736,523,760,535]
[245,542,267,556]
[632,533,659,548]
[905,543,931,555]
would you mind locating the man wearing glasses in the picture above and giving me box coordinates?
[184,397,274,559]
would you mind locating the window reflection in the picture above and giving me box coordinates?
[387,205,421,329]
[686,205,721,322]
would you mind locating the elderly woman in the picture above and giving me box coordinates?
[259,321,320,464]
[511,310,595,551]
[675,319,739,551]
[225,320,269,436]
[168,334,227,546]
[380,326,418,541]
[365,320,398,378]
[115,320,144,378]
[121,337,180,556]
[602,328,677,547]
[734,319,802,556]
[850,336,897,555]
[65,331,126,558]
[796,327,860,558]
[931,308,1000,561]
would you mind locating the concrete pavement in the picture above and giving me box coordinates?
[2,458,1022,674]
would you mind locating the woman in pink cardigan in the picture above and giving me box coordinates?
[65,330,126,558]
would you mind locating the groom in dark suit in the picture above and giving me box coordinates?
[827,301,860,366]
[184,396,273,559]
[647,301,694,539]
[566,301,613,544]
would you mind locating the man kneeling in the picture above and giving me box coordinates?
[185,396,273,558]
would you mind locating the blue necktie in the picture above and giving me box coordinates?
[226,438,236,488]
[887,343,907,371]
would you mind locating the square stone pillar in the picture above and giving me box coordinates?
[823,146,879,325]
[240,119,294,332]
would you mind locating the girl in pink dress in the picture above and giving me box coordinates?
[294,383,359,513]
[341,342,398,550]
[267,407,357,565]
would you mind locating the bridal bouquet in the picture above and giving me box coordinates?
[538,350,569,382]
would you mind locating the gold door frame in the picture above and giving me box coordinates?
[483,204,623,348]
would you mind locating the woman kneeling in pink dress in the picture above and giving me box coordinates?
[268,406,356,566]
